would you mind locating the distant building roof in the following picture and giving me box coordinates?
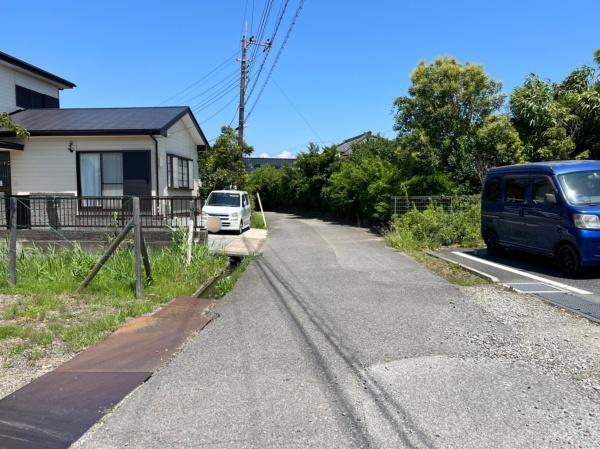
[0,50,76,89]
[336,131,372,156]
[1,107,207,144]
[244,157,295,172]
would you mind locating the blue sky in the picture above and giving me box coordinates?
[2,0,599,156]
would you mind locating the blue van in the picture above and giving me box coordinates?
[481,161,600,276]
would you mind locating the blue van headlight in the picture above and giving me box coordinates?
[573,214,600,229]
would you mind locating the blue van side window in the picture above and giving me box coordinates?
[532,176,557,206]
[504,177,528,204]
[484,176,502,202]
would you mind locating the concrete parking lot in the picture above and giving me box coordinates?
[437,247,600,323]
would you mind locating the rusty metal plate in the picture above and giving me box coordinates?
[151,296,215,319]
[58,297,215,373]
[0,296,217,449]
[0,371,151,449]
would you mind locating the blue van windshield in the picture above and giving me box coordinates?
[558,171,600,205]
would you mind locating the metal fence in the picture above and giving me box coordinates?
[0,195,203,230]
[391,195,480,215]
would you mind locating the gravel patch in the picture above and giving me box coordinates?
[459,285,600,395]
[0,341,74,399]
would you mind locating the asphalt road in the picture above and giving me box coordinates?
[75,213,600,449]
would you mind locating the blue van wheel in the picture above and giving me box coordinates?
[485,230,503,256]
[556,244,580,277]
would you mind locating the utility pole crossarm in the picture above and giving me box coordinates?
[238,34,272,147]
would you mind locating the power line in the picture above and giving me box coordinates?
[183,70,239,105]
[271,78,324,143]
[192,79,240,112]
[158,50,239,105]
[246,0,290,102]
[202,93,240,124]
[246,0,305,121]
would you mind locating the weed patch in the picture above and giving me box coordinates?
[385,202,482,251]
[0,240,228,361]
[251,212,268,229]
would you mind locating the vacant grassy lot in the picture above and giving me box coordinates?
[0,238,228,371]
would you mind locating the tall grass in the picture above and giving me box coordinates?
[385,202,482,251]
[251,212,268,229]
[0,238,228,353]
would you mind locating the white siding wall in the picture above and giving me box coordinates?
[11,136,155,195]
[10,120,201,197]
[157,118,200,197]
[0,63,60,113]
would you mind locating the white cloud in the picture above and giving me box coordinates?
[276,150,293,158]
[258,152,270,158]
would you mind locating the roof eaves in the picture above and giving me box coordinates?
[162,107,211,149]
[0,140,24,151]
[0,129,163,137]
[0,51,76,89]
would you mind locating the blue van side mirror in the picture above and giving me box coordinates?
[544,193,557,206]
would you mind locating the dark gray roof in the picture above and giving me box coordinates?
[0,50,76,88]
[336,131,372,155]
[244,157,296,172]
[1,107,205,140]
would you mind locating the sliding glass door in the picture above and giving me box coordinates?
[78,151,151,209]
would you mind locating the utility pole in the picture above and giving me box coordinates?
[238,35,248,147]
[238,34,271,147]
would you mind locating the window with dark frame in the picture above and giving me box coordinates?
[15,85,59,109]
[504,177,529,204]
[483,176,502,202]
[78,152,124,207]
[532,176,557,206]
[167,154,192,189]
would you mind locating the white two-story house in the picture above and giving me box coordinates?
[0,50,208,204]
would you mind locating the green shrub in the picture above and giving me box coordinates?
[399,174,457,196]
[386,202,482,251]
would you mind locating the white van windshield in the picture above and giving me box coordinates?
[207,192,240,207]
[558,171,600,205]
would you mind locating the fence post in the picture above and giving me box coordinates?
[256,192,267,228]
[139,229,152,280]
[77,219,134,292]
[186,200,195,265]
[133,197,143,299]
[8,197,17,287]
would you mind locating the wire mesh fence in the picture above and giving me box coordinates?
[391,195,480,215]
[0,196,204,230]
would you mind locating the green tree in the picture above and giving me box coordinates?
[393,56,522,190]
[199,126,252,195]
[291,143,339,210]
[323,154,399,224]
[510,51,600,160]
[247,165,286,210]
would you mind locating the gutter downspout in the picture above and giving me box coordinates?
[150,134,159,197]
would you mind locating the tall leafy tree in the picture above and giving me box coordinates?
[510,50,600,160]
[393,56,523,190]
[199,126,252,195]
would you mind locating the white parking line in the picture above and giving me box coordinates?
[452,251,593,295]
